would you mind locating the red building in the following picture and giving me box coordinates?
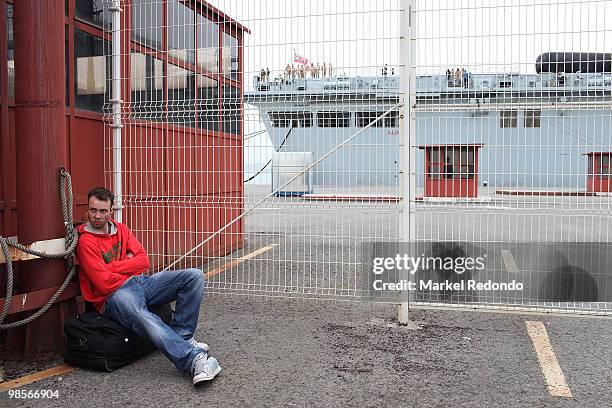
[585,152,612,193]
[419,144,484,198]
[1,0,247,358]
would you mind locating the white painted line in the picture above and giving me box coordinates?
[501,250,520,274]
[525,321,573,398]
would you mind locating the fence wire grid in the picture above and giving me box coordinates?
[100,0,612,316]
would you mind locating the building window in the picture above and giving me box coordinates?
[197,14,219,74]
[131,52,165,121]
[222,33,239,81]
[269,112,288,128]
[7,3,13,99]
[454,148,476,179]
[168,0,196,64]
[222,85,241,135]
[589,154,611,178]
[524,110,541,128]
[74,29,111,112]
[499,80,512,88]
[356,112,384,128]
[356,111,398,128]
[197,75,219,131]
[427,149,445,180]
[500,110,517,128]
[427,147,475,180]
[269,112,313,128]
[66,27,69,107]
[317,111,350,128]
[600,155,611,177]
[385,111,399,127]
[167,63,196,126]
[132,0,163,50]
[75,0,111,29]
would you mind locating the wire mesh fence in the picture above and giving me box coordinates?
[102,0,612,315]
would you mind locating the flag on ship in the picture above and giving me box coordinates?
[293,51,309,65]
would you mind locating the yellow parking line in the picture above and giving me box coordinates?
[526,321,573,398]
[205,244,278,279]
[0,364,76,392]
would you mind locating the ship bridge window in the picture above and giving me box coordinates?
[500,110,517,128]
[317,111,351,127]
[356,111,399,128]
[524,110,541,128]
[269,112,313,128]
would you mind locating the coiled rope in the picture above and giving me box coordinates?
[0,168,79,329]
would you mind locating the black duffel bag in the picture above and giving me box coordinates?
[63,303,173,372]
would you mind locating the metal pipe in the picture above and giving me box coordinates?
[7,0,69,359]
[110,0,123,222]
[398,0,417,324]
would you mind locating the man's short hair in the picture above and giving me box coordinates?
[87,187,114,208]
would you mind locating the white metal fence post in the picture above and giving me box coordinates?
[110,0,123,222]
[398,0,417,324]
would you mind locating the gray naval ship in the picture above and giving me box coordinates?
[245,53,612,191]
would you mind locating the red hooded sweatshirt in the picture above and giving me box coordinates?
[76,221,150,312]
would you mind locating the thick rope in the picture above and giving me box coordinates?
[0,168,79,329]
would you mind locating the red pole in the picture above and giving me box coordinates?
[2,0,72,359]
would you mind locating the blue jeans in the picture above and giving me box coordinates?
[103,268,205,374]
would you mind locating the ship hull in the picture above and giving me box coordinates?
[247,73,612,190]
[261,109,611,188]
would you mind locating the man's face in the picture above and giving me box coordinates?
[88,196,112,230]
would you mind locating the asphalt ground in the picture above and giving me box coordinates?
[1,186,611,406]
[1,295,611,407]
[237,186,612,311]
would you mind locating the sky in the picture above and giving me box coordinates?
[209,0,612,77]
[205,0,612,182]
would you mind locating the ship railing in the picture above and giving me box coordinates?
[251,72,611,94]
[252,75,400,93]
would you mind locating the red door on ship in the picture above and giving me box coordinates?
[585,152,612,193]
[420,144,483,198]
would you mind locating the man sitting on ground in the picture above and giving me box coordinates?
[76,187,220,385]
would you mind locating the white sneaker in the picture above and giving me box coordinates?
[187,337,210,352]
[192,353,221,385]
